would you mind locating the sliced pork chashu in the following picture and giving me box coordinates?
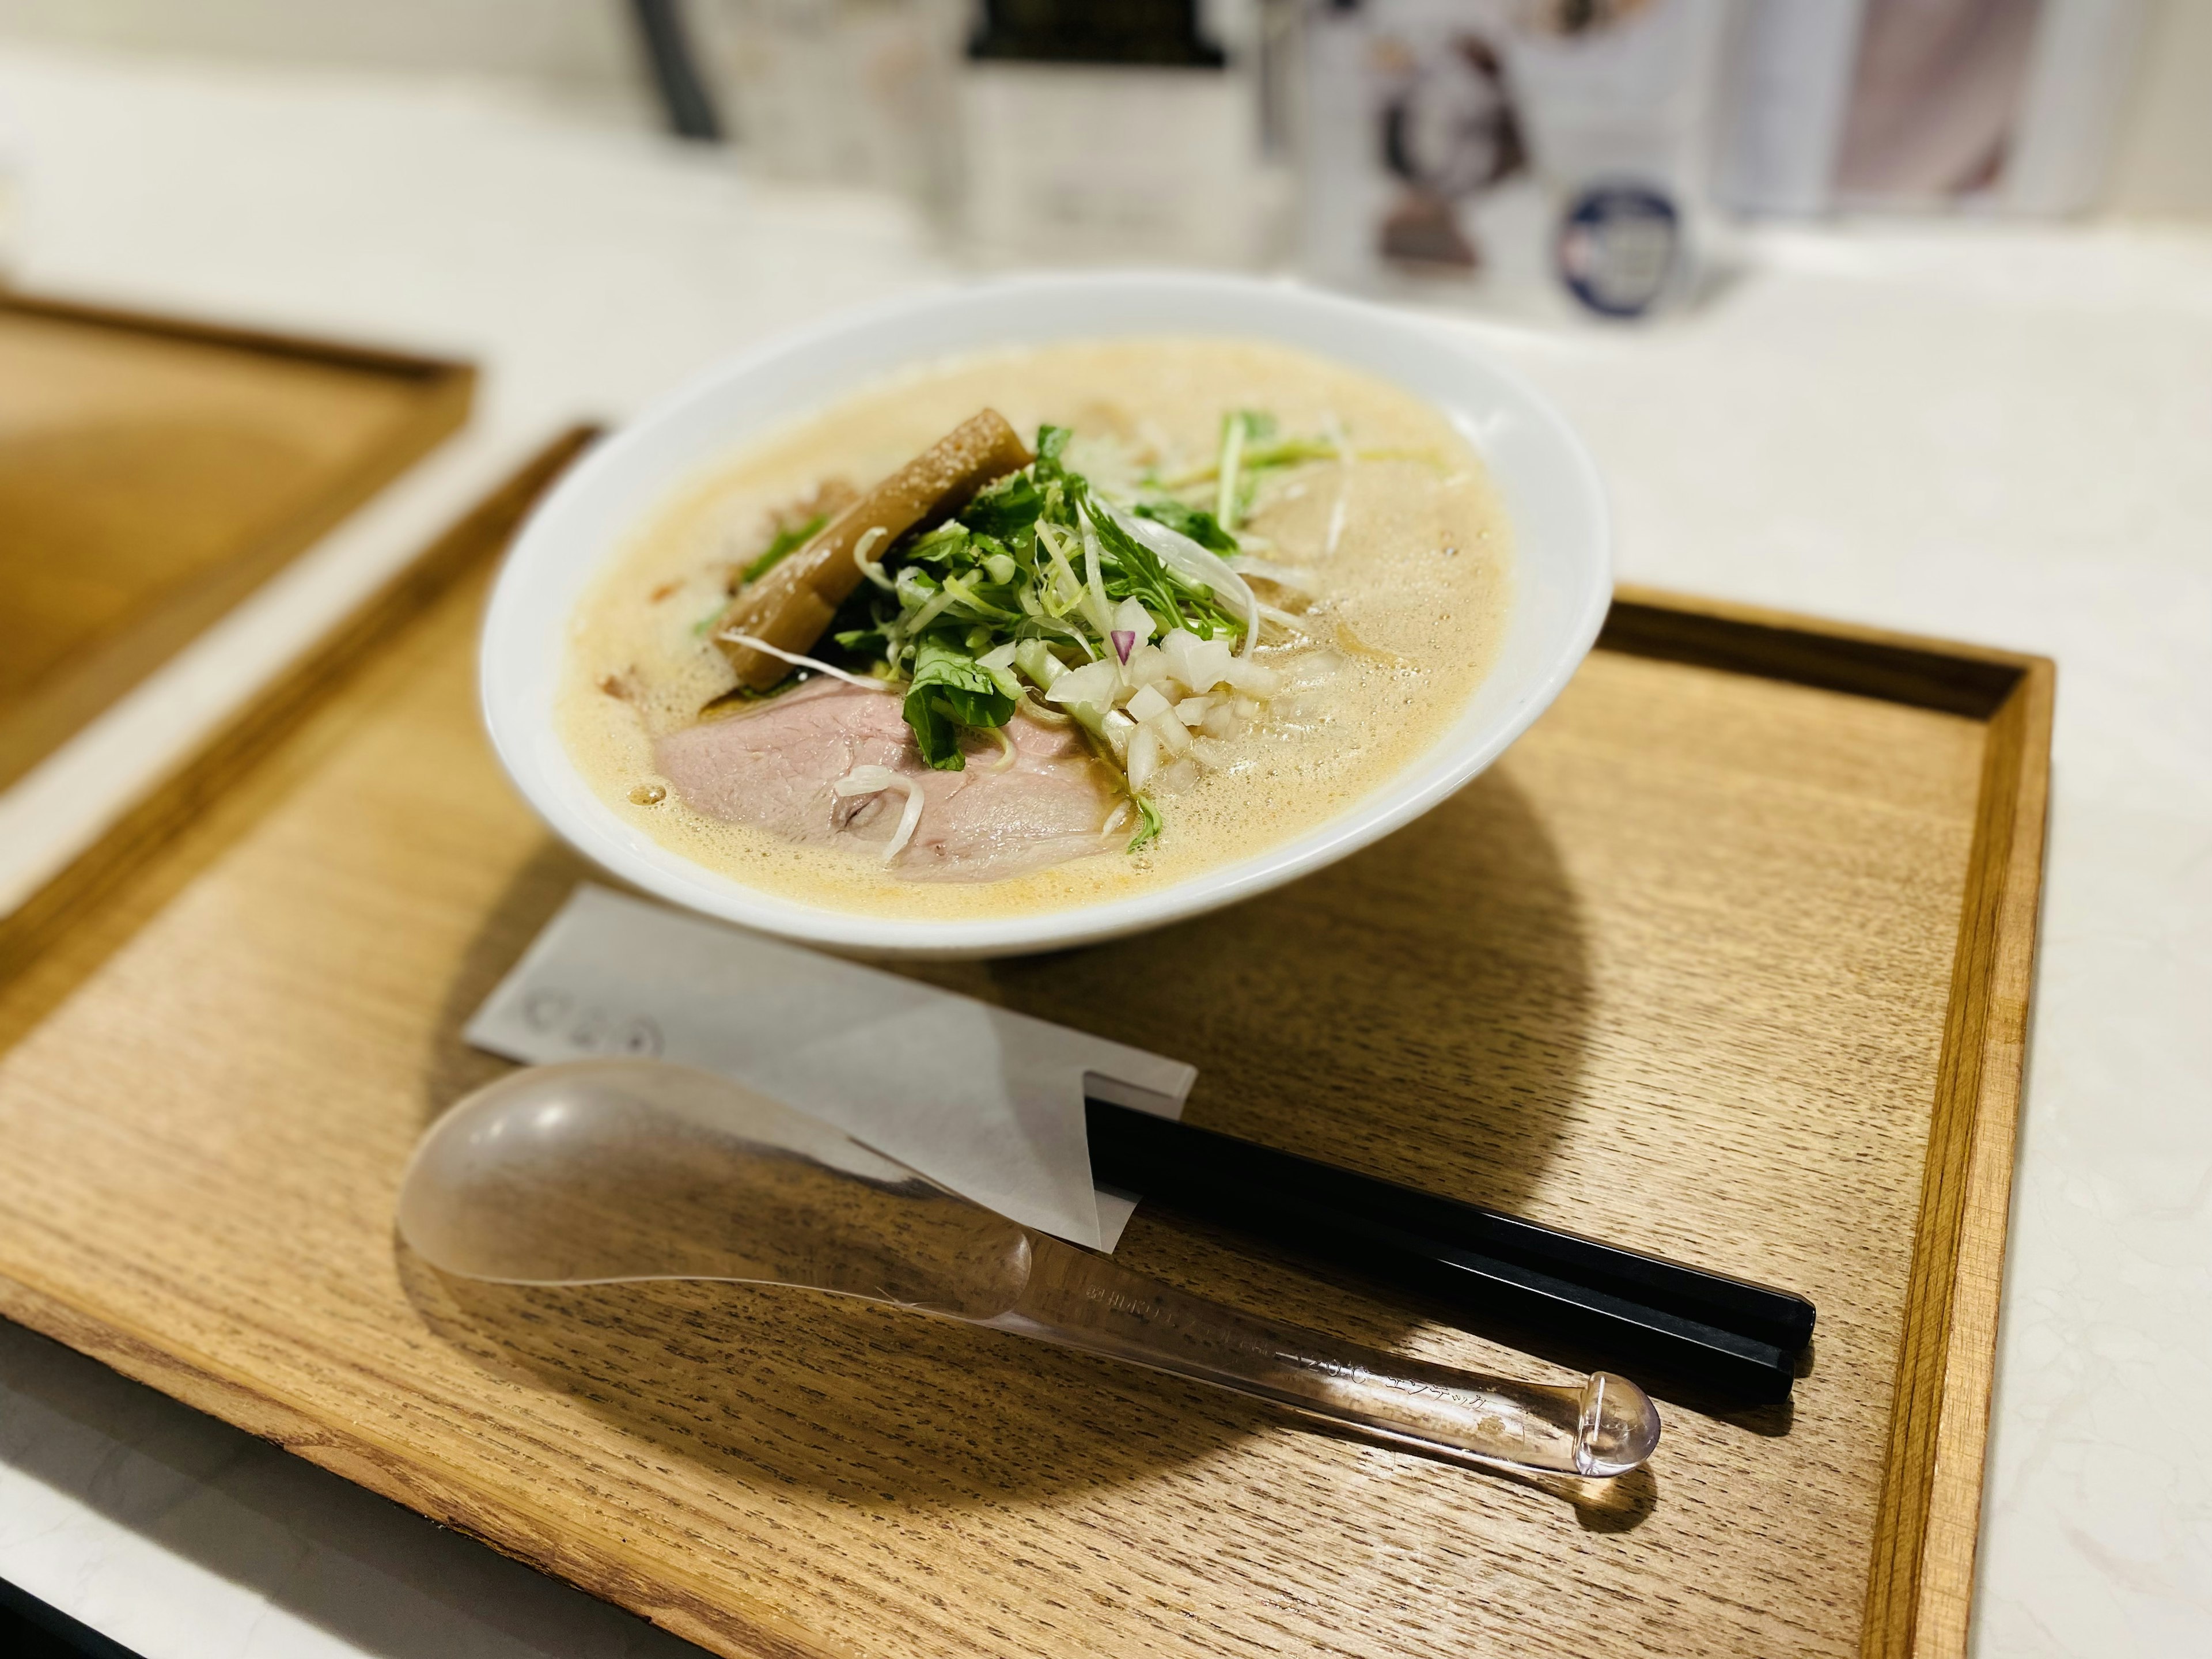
[656,679,1123,883]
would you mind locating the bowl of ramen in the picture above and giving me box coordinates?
[483,272,1609,958]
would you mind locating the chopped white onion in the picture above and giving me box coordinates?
[1221,656,1282,697]
[1187,737,1234,770]
[1126,684,1173,724]
[1126,723,1160,790]
[1146,710,1191,756]
[1154,756,1203,795]
[1107,505,1262,658]
[1113,594,1157,643]
[1044,657,1120,710]
[1159,628,1233,695]
[1200,704,1245,740]
[831,764,926,863]
[1175,695,1215,727]
[1123,642,1168,689]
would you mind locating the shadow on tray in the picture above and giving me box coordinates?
[404,765,1647,1518]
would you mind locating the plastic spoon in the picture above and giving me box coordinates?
[396,1060,1660,1480]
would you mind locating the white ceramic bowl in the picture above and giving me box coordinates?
[482,272,1611,959]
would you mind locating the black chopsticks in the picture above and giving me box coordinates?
[1085,1098,1815,1404]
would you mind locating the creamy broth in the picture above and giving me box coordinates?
[558,337,1511,918]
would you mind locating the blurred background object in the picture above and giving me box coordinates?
[630,0,722,141]
[1716,0,2153,217]
[1303,0,1734,319]
[0,0,2205,283]
[0,0,658,119]
[0,297,471,792]
[691,0,965,214]
[0,8,2210,1659]
[955,0,1283,266]
[2103,0,2212,217]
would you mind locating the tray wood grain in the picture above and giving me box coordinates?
[0,290,474,791]
[0,434,2050,1659]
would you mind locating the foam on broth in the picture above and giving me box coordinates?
[558,337,1512,919]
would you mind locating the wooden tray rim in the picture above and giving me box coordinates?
[0,287,476,385]
[0,286,478,791]
[0,435,2053,1659]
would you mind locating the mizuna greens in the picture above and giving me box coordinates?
[567,336,1512,906]
[731,414,1339,851]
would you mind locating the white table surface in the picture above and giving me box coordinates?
[1,40,2208,1659]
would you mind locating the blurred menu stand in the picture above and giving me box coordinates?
[677,0,1287,268]
[959,0,1283,267]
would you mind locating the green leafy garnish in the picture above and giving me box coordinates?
[902,632,1015,771]
[1031,426,1230,638]
[1126,793,1164,854]
[739,512,828,585]
[961,472,1044,539]
[1133,498,1237,554]
[804,412,1338,847]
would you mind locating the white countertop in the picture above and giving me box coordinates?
[2,41,2207,1659]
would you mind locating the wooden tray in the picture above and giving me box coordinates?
[0,434,2050,1659]
[0,290,474,791]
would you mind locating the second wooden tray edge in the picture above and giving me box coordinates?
[0,440,2059,1659]
[0,287,480,385]
[0,426,598,1017]
[0,1263,827,1659]
[0,290,483,792]
[1605,582,2053,720]
[1863,657,2054,1659]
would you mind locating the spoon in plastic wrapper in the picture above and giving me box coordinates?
[396,1060,1660,1480]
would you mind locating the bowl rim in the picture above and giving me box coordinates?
[482,270,1612,958]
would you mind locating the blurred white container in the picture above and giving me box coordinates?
[692,0,967,213]
[1301,0,1733,321]
[1714,0,1865,217]
[959,60,1267,265]
[953,0,1288,268]
[694,0,1285,265]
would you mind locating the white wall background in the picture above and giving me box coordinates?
[2102,0,2212,217]
[0,0,2204,218]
